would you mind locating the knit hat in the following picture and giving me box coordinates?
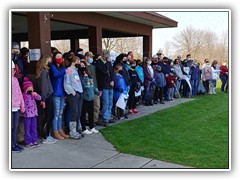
[23,77,33,93]
[102,49,110,58]
[152,54,158,59]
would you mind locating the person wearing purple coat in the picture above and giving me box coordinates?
[22,77,42,148]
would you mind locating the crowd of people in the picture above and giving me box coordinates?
[11,43,229,152]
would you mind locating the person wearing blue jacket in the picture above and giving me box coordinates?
[114,64,128,119]
[155,65,166,104]
[189,60,201,96]
[50,51,70,140]
[135,59,144,83]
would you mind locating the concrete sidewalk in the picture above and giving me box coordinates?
[12,98,193,169]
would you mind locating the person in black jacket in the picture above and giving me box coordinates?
[95,53,115,127]
[128,60,142,114]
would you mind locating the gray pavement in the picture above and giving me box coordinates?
[12,98,193,169]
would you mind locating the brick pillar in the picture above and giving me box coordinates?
[27,12,51,74]
[88,26,102,55]
[70,38,79,53]
[143,35,152,58]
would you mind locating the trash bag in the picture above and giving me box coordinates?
[198,81,206,95]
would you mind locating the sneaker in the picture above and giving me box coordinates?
[15,144,24,151]
[82,129,93,135]
[102,121,109,127]
[90,128,99,134]
[12,145,23,153]
[33,142,41,147]
[128,109,134,114]
[42,136,57,144]
[160,101,165,104]
[132,109,139,114]
[25,143,36,148]
[47,135,58,142]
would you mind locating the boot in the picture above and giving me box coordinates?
[69,122,81,140]
[53,131,64,140]
[59,129,69,139]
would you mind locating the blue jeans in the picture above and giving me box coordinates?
[12,111,20,147]
[174,79,181,94]
[167,88,174,100]
[220,75,228,92]
[191,79,199,96]
[52,96,65,131]
[102,89,113,122]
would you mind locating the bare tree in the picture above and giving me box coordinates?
[51,40,70,53]
[102,38,117,52]
[170,26,228,64]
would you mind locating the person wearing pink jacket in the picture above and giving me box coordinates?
[12,61,25,152]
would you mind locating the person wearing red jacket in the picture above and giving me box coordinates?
[219,61,228,93]
[166,70,177,101]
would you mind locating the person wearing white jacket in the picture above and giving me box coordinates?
[210,60,221,94]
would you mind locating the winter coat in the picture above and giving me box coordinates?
[50,64,66,97]
[96,60,114,90]
[155,71,166,88]
[37,69,53,102]
[166,74,177,88]
[12,76,25,111]
[190,65,201,80]
[22,93,41,118]
[143,64,154,87]
[114,73,128,101]
[135,65,144,83]
[220,65,228,78]
[128,69,142,92]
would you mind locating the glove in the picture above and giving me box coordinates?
[123,90,128,95]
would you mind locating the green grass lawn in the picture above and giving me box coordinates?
[100,85,229,168]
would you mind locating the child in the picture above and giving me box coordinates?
[79,61,100,135]
[210,60,221,94]
[12,61,25,152]
[128,60,142,114]
[166,69,177,101]
[50,51,70,140]
[114,65,128,119]
[36,55,56,144]
[155,65,166,104]
[22,77,42,148]
[64,56,83,139]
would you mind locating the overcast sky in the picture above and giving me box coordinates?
[152,11,229,56]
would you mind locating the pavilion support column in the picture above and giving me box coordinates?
[70,38,79,52]
[143,34,152,58]
[27,12,51,74]
[88,26,102,55]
